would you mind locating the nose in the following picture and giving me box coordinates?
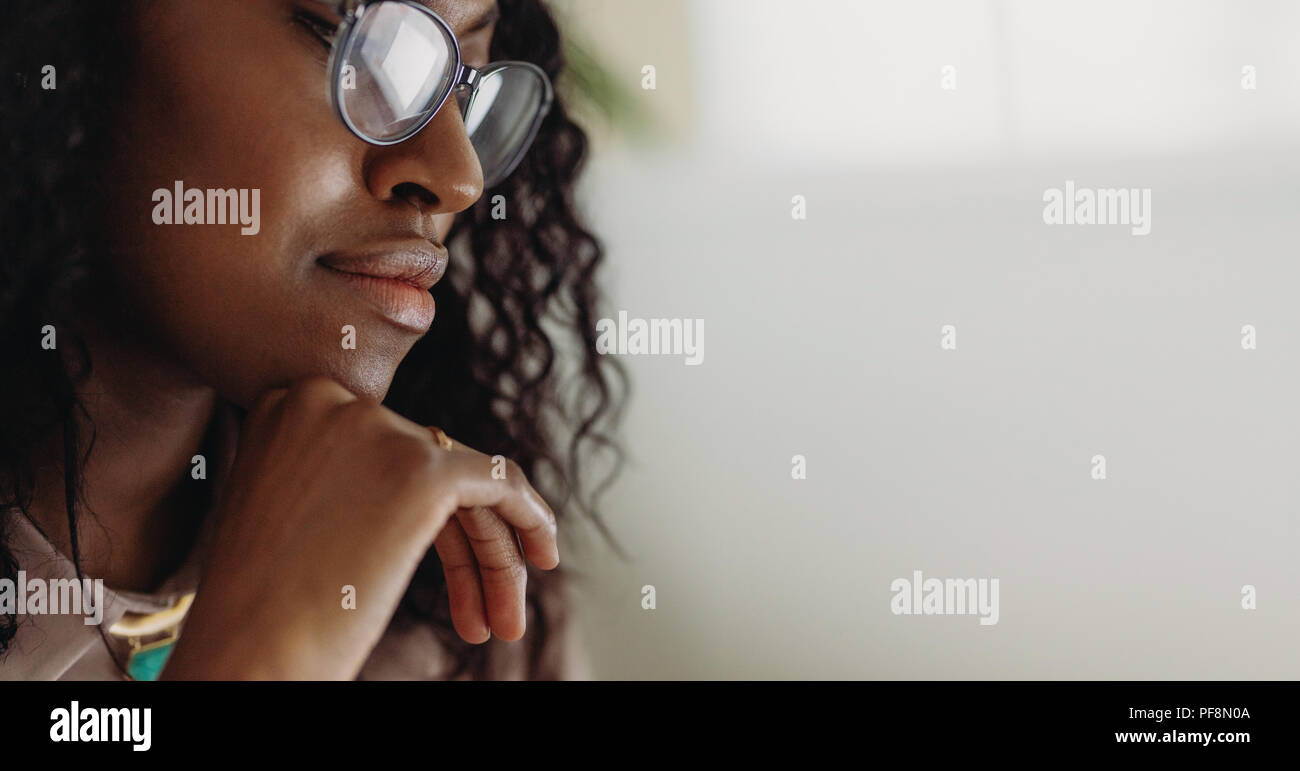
[363,102,485,218]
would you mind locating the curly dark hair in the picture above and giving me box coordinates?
[0,0,626,679]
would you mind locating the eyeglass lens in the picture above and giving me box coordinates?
[462,65,550,187]
[336,2,550,186]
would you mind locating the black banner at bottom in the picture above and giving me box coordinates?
[4,681,1288,757]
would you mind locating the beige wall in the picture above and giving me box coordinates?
[555,0,1300,679]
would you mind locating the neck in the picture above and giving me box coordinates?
[28,322,234,593]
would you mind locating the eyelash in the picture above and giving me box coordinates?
[292,9,335,51]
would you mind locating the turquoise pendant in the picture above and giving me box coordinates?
[127,639,177,681]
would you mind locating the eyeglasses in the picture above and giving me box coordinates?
[310,0,554,188]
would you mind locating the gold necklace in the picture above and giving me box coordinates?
[106,593,196,681]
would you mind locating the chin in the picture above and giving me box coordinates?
[207,336,410,409]
[326,356,403,402]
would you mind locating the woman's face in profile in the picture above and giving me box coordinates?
[97,0,497,406]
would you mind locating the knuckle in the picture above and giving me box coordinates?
[331,393,383,427]
[481,560,528,584]
[280,375,343,414]
[245,389,285,428]
[248,385,284,413]
[293,374,341,396]
[538,497,558,533]
[380,438,441,500]
[504,458,526,488]
[396,433,442,472]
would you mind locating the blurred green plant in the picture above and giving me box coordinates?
[560,34,654,138]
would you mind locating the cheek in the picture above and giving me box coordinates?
[94,3,414,405]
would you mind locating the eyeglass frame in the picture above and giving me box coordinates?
[312,0,555,181]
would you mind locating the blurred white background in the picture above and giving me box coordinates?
[548,0,1300,678]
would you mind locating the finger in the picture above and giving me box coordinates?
[433,517,491,644]
[434,447,559,571]
[456,505,527,641]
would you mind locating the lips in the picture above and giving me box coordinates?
[317,242,448,291]
[317,241,448,333]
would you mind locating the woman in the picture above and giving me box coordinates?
[0,0,623,680]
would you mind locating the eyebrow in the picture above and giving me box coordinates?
[323,2,500,35]
[462,2,500,34]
